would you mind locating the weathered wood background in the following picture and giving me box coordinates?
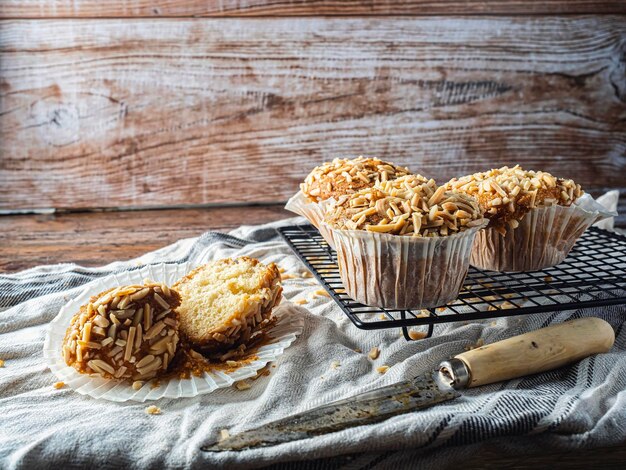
[0,3,625,226]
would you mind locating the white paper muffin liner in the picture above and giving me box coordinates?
[44,263,304,402]
[470,193,617,272]
[328,221,488,310]
[285,191,336,249]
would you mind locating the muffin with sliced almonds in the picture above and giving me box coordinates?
[324,180,486,309]
[300,156,413,203]
[173,257,282,353]
[285,156,418,249]
[62,283,181,382]
[446,165,605,272]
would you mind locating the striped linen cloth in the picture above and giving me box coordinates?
[1,205,624,469]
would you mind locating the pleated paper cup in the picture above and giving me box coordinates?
[328,221,488,310]
[470,193,617,272]
[285,191,336,249]
[44,263,304,402]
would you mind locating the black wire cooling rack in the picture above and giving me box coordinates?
[278,225,626,341]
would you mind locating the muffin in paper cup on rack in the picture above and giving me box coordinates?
[446,165,617,272]
[285,156,417,249]
[323,177,487,309]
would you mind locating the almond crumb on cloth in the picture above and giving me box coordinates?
[53,381,65,389]
[132,381,144,391]
[301,271,313,278]
[0,359,4,367]
[314,289,330,298]
[465,338,485,351]
[408,330,428,340]
[376,366,390,374]
[235,380,251,391]
[368,347,380,360]
[293,298,308,305]
[145,405,161,415]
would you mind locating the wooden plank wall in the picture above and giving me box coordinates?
[1,2,625,225]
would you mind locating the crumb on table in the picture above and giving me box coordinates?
[330,360,340,370]
[293,298,308,305]
[145,405,162,415]
[376,365,390,374]
[368,347,380,360]
[53,381,65,389]
[314,289,330,298]
[235,380,252,391]
[0,359,4,368]
[219,429,230,441]
[408,330,427,340]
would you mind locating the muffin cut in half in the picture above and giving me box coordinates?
[173,257,282,352]
[62,283,181,381]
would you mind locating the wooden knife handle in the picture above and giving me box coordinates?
[455,317,614,388]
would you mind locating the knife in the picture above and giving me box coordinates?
[203,317,614,452]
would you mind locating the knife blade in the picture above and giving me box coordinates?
[202,317,614,452]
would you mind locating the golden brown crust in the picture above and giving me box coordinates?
[300,156,412,203]
[173,257,282,353]
[62,283,181,381]
[445,165,583,234]
[325,180,483,237]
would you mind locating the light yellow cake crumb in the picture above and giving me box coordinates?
[219,429,230,441]
[376,366,390,374]
[145,405,161,415]
[0,359,4,368]
[293,298,308,305]
[301,271,313,278]
[53,381,65,389]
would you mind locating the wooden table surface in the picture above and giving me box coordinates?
[1,205,625,468]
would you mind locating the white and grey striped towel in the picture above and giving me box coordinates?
[1,210,625,469]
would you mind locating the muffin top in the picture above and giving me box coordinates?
[325,180,484,237]
[445,165,583,234]
[300,156,412,203]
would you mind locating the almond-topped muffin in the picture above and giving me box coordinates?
[445,165,583,235]
[325,182,483,237]
[62,283,181,381]
[323,181,486,309]
[300,156,412,203]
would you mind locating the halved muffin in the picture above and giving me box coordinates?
[62,283,181,381]
[173,257,282,352]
